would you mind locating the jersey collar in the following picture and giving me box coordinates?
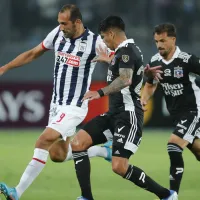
[158,46,181,65]
[115,39,135,52]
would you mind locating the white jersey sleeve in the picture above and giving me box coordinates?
[95,35,114,56]
[42,26,60,50]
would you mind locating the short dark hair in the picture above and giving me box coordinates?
[98,16,125,33]
[60,4,82,22]
[153,23,176,37]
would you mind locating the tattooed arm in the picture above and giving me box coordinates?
[102,68,133,95]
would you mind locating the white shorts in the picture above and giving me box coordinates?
[47,103,88,139]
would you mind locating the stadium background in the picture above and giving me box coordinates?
[0,0,199,199]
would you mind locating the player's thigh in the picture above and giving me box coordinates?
[47,104,87,139]
[112,111,143,159]
[36,127,61,146]
[81,114,112,146]
[171,112,200,148]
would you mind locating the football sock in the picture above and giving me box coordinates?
[15,148,49,198]
[124,165,170,199]
[73,150,94,200]
[168,143,184,193]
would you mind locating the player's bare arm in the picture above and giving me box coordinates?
[102,68,133,95]
[0,43,47,76]
[82,68,133,101]
[141,82,157,111]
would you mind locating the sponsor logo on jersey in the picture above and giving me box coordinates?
[164,69,171,76]
[122,55,129,63]
[57,52,80,67]
[174,66,183,78]
[161,83,184,97]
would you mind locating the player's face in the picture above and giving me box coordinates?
[58,11,79,39]
[154,32,176,58]
[100,31,115,50]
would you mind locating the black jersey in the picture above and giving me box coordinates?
[107,39,144,114]
[148,47,200,117]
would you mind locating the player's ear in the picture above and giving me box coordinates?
[75,19,82,25]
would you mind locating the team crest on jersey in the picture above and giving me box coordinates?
[174,66,183,78]
[122,55,129,63]
[79,42,87,52]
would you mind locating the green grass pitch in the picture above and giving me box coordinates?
[0,129,199,200]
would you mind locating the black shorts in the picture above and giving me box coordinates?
[82,110,143,158]
[173,111,200,144]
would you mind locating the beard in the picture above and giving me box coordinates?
[159,49,169,58]
[63,25,77,39]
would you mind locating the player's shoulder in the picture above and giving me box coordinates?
[48,25,60,35]
[177,51,192,60]
[150,53,161,63]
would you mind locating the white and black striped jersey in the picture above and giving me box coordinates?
[42,26,105,108]
[107,39,144,114]
[148,47,200,117]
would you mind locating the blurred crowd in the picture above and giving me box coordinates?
[8,0,199,44]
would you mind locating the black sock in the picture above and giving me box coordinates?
[124,165,170,199]
[168,143,184,193]
[73,150,94,200]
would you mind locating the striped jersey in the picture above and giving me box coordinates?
[148,47,200,117]
[107,39,144,114]
[42,26,105,108]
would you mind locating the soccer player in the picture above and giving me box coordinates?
[141,23,200,194]
[0,4,112,200]
[70,16,178,200]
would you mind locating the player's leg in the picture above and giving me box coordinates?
[47,105,87,162]
[111,111,177,200]
[0,104,87,199]
[71,115,110,200]
[187,137,200,161]
[65,130,113,162]
[49,137,71,162]
[168,112,199,193]
[0,127,61,200]
[64,142,112,162]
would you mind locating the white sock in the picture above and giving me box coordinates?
[15,148,49,198]
[65,144,108,161]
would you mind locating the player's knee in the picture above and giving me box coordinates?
[71,131,92,151]
[49,148,65,163]
[112,160,124,176]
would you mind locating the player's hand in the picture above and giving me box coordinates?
[92,45,112,64]
[140,99,148,112]
[82,91,100,101]
[144,64,163,81]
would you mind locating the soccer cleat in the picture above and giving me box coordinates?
[0,183,19,200]
[76,196,89,200]
[102,140,112,162]
[161,190,178,200]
